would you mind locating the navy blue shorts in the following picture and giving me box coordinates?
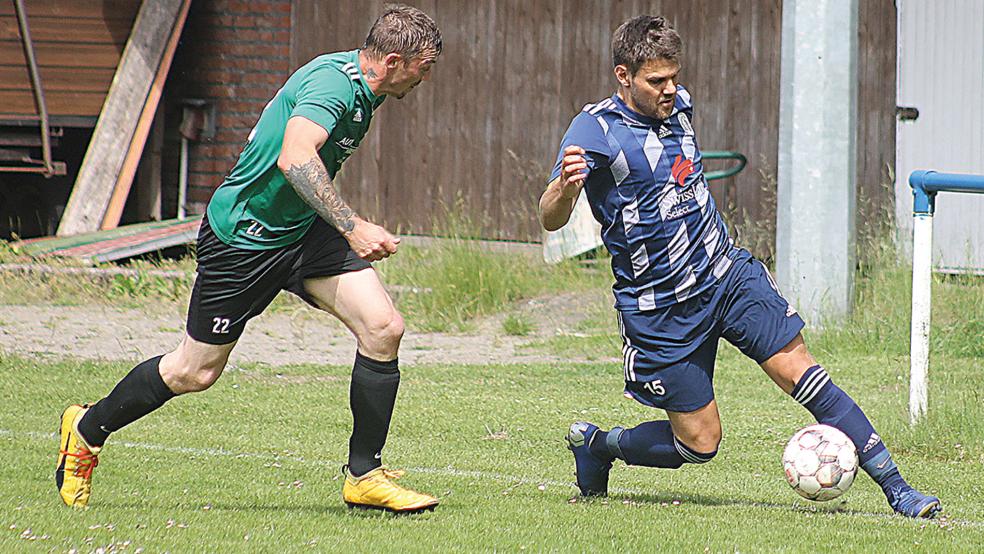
[619,248,805,412]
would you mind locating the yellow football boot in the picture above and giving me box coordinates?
[342,466,439,513]
[55,404,101,508]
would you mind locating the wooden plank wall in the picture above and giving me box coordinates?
[0,0,138,118]
[289,1,895,249]
[857,0,898,248]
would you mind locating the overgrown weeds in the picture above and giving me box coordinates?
[0,212,609,331]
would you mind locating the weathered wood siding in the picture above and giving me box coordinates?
[0,0,138,119]
[287,0,896,250]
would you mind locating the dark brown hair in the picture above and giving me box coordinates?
[611,15,682,74]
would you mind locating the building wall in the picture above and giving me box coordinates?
[162,0,292,216]
[0,0,138,119]
[896,0,984,272]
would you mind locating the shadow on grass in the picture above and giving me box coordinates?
[99,500,439,520]
[589,489,857,516]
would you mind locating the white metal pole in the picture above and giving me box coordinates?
[909,213,933,423]
[178,136,188,219]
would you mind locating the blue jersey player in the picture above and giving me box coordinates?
[538,15,941,518]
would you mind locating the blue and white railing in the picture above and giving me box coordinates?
[907,170,984,423]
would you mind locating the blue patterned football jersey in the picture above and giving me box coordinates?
[549,86,737,311]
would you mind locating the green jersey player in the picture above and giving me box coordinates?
[57,4,441,514]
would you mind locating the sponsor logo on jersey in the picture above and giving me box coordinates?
[335,136,358,155]
[660,187,699,220]
[671,155,696,186]
[353,108,363,123]
[657,125,673,139]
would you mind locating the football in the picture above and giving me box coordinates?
[782,424,858,501]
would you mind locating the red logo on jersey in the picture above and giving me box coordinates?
[672,155,695,185]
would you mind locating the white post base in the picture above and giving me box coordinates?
[909,213,933,423]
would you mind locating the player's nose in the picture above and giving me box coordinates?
[663,78,677,95]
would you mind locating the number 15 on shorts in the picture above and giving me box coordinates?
[643,379,666,396]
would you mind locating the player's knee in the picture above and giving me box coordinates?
[360,310,405,354]
[675,434,720,465]
[161,354,226,394]
[679,428,721,455]
[184,363,224,392]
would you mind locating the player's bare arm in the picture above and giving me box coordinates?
[538,145,588,231]
[279,116,399,261]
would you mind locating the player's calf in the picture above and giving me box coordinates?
[567,420,718,497]
[791,365,942,517]
[599,421,718,468]
[77,355,177,447]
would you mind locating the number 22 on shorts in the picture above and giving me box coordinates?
[212,317,230,334]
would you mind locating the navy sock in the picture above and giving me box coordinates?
[77,355,176,447]
[791,365,907,496]
[591,421,716,468]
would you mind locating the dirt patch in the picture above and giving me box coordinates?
[0,289,616,367]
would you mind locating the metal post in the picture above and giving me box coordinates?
[908,212,932,423]
[13,0,54,177]
[776,0,859,325]
[907,169,984,423]
[178,136,188,219]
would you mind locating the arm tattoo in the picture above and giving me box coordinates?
[284,157,359,234]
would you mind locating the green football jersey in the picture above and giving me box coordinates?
[206,49,384,249]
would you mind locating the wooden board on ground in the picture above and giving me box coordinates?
[18,216,201,263]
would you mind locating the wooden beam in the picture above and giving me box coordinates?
[101,0,189,230]
[57,0,188,236]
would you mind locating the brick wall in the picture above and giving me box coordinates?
[161,0,291,217]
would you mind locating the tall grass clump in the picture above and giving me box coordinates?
[375,210,608,332]
[810,207,983,361]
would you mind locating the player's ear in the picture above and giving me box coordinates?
[383,53,404,70]
[614,65,631,88]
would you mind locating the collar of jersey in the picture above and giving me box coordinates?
[352,49,382,104]
[611,93,666,127]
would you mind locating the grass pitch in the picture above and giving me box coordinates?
[2,238,982,551]
[1,345,981,552]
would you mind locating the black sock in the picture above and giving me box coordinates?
[348,352,400,477]
[77,356,176,447]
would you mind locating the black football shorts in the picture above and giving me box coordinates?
[186,215,371,344]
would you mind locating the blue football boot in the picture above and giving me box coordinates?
[566,422,613,496]
[888,485,941,518]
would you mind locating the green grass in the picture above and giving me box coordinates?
[501,313,535,336]
[374,242,606,332]
[2,236,983,550]
[2,349,981,552]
